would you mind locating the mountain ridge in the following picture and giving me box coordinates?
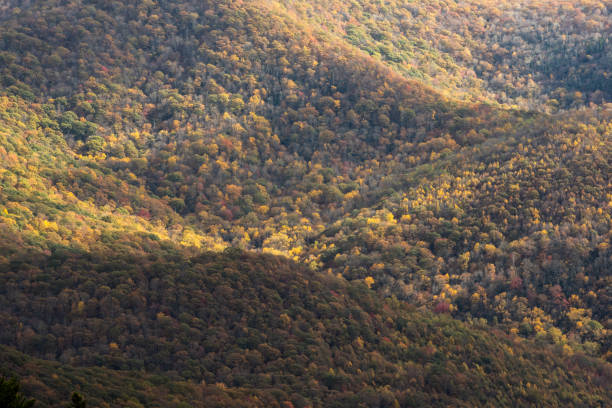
[0,0,610,405]
[1,244,611,407]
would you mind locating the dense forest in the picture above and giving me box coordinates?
[284,0,612,108]
[0,0,610,406]
[1,247,611,407]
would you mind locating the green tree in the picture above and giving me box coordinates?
[0,377,36,408]
[69,392,86,408]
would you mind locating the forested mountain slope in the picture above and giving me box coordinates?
[0,0,610,405]
[282,0,612,108]
[1,247,611,407]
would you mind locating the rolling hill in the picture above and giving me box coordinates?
[0,0,610,406]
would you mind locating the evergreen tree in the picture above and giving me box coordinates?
[0,377,35,408]
[69,392,86,408]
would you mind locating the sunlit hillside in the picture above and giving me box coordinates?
[0,0,610,406]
